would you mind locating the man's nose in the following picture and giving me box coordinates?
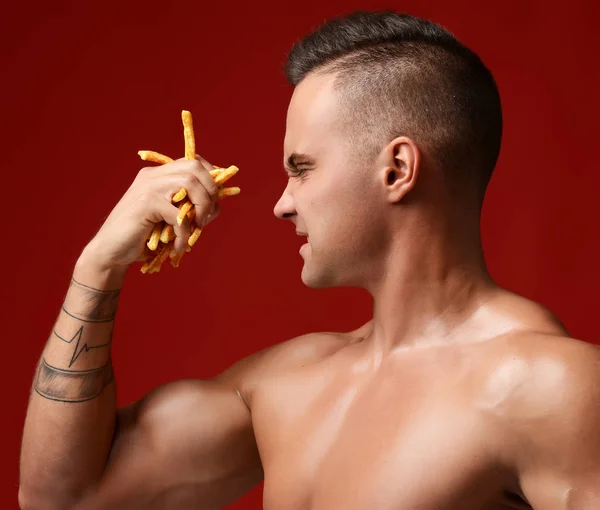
[273,184,296,220]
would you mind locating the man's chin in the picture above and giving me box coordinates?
[300,264,337,289]
[301,276,329,289]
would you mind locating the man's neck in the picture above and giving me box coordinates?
[365,222,497,359]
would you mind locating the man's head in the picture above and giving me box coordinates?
[274,11,502,289]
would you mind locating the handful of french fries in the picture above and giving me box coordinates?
[136,110,240,274]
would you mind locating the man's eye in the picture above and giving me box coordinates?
[289,167,308,177]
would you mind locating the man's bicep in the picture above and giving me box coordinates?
[78,379,262,510]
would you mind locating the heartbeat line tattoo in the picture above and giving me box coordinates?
[53,325,111,367]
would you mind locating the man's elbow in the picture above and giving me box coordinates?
[18,485,83,510]
[19,487,45,510]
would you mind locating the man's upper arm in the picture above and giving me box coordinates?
[516,338,600,509]
[75,377,262,510]
[75,331,347,510]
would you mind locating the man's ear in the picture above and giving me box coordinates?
[378,136,420,203]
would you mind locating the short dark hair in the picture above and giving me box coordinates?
[284,11,502,201]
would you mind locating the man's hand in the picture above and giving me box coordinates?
[83,156,222,272]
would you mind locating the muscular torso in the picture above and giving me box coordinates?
[244,296,568,510]
[84,287,599,510]
[96,290,595,510]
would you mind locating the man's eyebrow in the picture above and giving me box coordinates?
[284,152,315,170]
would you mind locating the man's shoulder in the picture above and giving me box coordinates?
[523,332,600,407]
[475,289,598,384]
[486,288,568,336]
[476,328,600,453]
[254,321,371,369]
[477,330,600,412]
[497,326,600,378]
[215,321,372,400]
[488,333,600,503]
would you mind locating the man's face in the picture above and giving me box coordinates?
[274,72,389,289]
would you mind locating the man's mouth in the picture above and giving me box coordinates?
[297,231,310,253]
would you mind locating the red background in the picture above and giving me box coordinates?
[4,0,599,507]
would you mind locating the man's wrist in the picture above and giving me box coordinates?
[74,247,129,291]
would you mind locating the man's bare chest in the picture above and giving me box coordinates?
[250,351,513,510]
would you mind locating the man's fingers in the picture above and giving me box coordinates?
[194,153,216,170]
[202,202,221,226]
[152,198,191,243]
[168,175,214,225]
[158,159,219,205]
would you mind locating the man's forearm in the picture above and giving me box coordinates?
[20,258,127,509]
[34,277,117,401]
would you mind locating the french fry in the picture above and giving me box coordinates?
[177,200,193,225]
[188,227,203,246]
[172,188,187,202]
[209,169,224,179]
[160,224,176,243]
[147,223,162,251]
[141,253,157,274]
[213,165,239,186]
[138,151,174,165]
[182,110,195,161]
[218,187,240,199]
[143,241,173,273]
[170,249,185,268]
[140,257,153,274]
[136,245,152,263]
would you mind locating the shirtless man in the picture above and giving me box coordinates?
[19,10,600,510]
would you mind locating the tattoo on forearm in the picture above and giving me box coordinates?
[49,279,119,366]
[32,279,118,401]
[53,325,112,367]
[34,358,114,403]
[63,278,121,323]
